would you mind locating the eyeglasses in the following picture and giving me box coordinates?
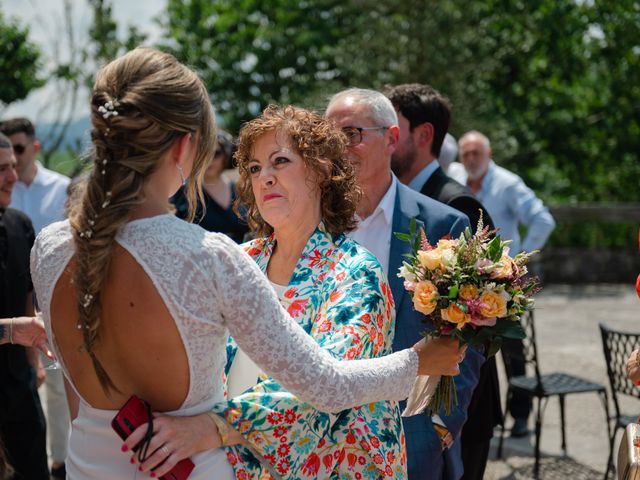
[12,144,27,155]
[342,126,389,147]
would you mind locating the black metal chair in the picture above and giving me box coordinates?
[599,323,640,479]
[497,311,610,479]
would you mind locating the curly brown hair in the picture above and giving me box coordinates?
[235,105,361,237]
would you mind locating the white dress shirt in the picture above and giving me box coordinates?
[347,176,398,274]
[10,162,70,234]
[448,161,555,253]
[408,160,440,192]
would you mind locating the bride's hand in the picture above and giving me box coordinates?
[124,413,221,477]
[413,336,466,376]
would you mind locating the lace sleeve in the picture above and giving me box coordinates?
[207,234,418,413]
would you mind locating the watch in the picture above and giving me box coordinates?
[433,423,454,450]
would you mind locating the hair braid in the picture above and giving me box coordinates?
[68,47,216,393]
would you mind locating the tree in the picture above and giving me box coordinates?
[0,13,43,108]
[37,0,146,166]
[158,0,640,206]
[161,0,356,130]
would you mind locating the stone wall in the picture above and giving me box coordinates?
[539,248,640,284]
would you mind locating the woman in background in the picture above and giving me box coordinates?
[171,129,249,242]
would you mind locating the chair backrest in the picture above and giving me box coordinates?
[521,310,543,386]
[599,323,640,419]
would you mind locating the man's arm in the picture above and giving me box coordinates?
[448,196,495,233]
[509,180,556,252]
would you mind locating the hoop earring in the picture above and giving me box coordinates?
[176,165,186,186]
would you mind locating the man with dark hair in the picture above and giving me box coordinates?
[385,83,501,480]
[0,132,49,479]
[0,118,70,478]
[385,83,491,232]
[0,118,70,233]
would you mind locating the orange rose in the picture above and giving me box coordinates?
[479,290,508,318]
[491,255,516,279]
[413,281,439,315]
[437,238,458,250]
[459,284,479,300]
[441,303,470,326]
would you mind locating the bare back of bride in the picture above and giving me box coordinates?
[31,47,463,479]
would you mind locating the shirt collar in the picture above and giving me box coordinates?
[374,174,397,225]
[408,161,440,192]
[19,162,47,188]
[480,160,496,192]
[355,174,397,226]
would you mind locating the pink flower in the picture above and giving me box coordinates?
[475,258,493,273]
[404,280,417,292]
[469,316,497,327]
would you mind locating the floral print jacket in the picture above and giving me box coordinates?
[218,224,407,479]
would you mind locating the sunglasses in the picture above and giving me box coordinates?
[213,149,224,158]
[12,144,28,155]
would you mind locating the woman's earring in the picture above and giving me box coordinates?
[177,165,186,186]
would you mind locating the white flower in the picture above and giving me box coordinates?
[398,263,417,282]
[441,248,456,268]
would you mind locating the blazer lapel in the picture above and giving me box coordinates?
[388,185,424,312]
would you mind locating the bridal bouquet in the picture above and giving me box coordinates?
[397,217,538,416]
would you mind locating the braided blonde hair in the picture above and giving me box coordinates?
[68,47,216,393]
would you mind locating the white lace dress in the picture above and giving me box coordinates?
[31,214,419,479]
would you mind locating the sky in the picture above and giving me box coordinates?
[3,0,165,122]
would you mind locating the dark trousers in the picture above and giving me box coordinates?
[501,337,532,419]
[0,418,48,479]
[460,436,491,480]
[0,379,48,480]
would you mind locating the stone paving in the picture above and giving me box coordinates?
[485,283,640,479]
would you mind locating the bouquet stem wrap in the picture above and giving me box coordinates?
[402,375,439,417]
[402,375,458,417]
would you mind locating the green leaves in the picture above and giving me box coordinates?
[0,13,43,105]
[487,236,503,262]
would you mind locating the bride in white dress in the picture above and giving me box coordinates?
[31,47,464,479]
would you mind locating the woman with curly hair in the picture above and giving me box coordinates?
[219,105,408,479]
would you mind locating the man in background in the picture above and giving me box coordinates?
[0,132,49,479]
[450,130,556,437]
[0,118,70,478]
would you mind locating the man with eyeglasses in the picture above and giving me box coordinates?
[0,117,70,479]
[326,88,483,480]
